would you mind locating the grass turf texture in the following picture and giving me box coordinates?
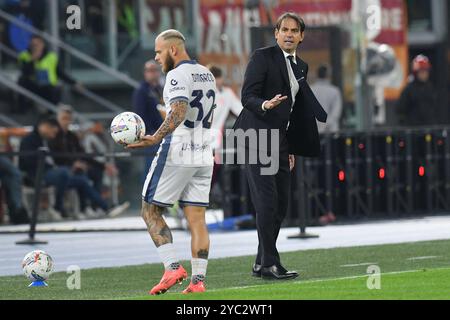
[1,239,450,300]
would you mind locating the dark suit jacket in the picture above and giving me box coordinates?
[233,45,322,157]
[132,81,163,135]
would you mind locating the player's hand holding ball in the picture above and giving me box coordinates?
[126,135,160,149]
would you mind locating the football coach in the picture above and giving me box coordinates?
[233,12,327,280]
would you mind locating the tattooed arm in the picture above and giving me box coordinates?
[126,100,188,148]
[152,100,188,143]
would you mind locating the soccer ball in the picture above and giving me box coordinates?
[110,112,146,146]
[22,250,54,282]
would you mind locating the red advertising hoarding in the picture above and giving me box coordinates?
[199,0,408,100]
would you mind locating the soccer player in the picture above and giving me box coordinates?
[127,29,216,295]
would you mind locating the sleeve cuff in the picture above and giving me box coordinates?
[169,96,189,105]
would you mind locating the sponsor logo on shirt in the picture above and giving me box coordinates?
[169,86,186,93]
[181,142,211,152]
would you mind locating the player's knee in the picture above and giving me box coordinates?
[185,211,206,226]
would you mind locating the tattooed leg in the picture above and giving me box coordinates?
[197,249,209,259]
[183,206,210,258]
[141,201,172,247]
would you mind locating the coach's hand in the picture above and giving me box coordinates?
[289,154,295,171]
[263,94,288,111]
[126,135,159,149]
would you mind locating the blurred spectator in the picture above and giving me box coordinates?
[5,0,46,53]
[19,115,129,221]
[86,0,105,36]
[82,121,118,197]
[18,116,64,220]
[208,65,243,148]
[27,0,46,30]
[17,35,81,113]
[0,156,29,224]
[207,64,243,183]
[48,106,128,219]
[310,66,342,225]
[2,0,20,11]
[117,0,138,40]
[86,0,106,59]
[132,60,164,177]
[397,54,438,126]
[5,1,45,27]
[8,13,32,53]
[311,65,343,133]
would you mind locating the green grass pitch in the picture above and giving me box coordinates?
[1,239,450,300]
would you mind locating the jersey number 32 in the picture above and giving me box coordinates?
[184,89,216,129]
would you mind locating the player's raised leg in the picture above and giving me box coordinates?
[141,201,187,295]
[182,205,209,294]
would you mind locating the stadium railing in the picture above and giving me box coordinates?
[2,125,450,243]
[0,147,147,244]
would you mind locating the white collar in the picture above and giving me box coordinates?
[282,50,297,64]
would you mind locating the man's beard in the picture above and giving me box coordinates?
[164,55,175,73]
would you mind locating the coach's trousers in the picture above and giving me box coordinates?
[245,149,291,268]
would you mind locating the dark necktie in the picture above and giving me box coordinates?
[287,55,304,82]
[287,55,328,123]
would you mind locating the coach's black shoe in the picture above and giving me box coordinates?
[252,264,262,278]
[261,265,298,280]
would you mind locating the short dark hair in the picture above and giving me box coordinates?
[317,65,328,79]
[31,34,44,42]
[57,104,74,115]
[208,65,223,78]
[275,12,306,33]
[37,115,58,128]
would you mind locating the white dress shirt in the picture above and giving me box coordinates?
[282,50,300,108]
[211,86,243,150]
[262,49,300,111]
[311,79,343,133]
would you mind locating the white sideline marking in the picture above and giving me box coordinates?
[118,266,450,299]
[340,262,378,268]
[407,256,440,261]
[207,267,450,293]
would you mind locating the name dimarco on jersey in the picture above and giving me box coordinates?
[191,73,215,83]
[169,73,214,94]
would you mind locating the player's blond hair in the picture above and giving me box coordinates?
[156,29,186,44]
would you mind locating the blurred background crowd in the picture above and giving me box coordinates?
[0,0,449,226]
